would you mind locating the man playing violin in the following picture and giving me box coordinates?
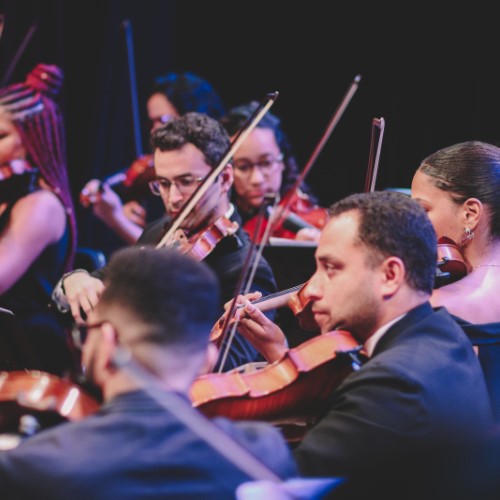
[52,112,277,371]
[0,247,297,499]
[222,191,493,479]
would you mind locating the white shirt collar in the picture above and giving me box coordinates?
[225,203,235,219]
[363,313,406,357]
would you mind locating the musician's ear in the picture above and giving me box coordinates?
[219,164,234,193]
[100,323,120,373]
[462,197,482,230]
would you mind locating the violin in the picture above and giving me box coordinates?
[435,236,471,287]
[155,93,279,255]
[160,215,239,262]
[190,330,362,443]
[79,154,155,208]
[243,191,328,243]
[0,371,99,440]
[242,76,361,244]
[210,282,318,347]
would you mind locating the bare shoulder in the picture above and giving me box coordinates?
[10,190,66,240]
[431,271,500,322]
[430,276,472,310]
[12,189,65,218]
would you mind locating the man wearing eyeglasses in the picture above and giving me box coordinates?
[53,113,278,371]
[1,247,297,499]
[79,72,226,247]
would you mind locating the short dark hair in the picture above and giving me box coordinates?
[328,191,437,294]
[150,112,230,169]
[100,246,220,353]
[418,140,500,239]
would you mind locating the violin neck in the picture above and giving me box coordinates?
[250,283,305,312]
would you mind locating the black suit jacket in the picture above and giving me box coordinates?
[293,302,493,477]
[0,390,297,500]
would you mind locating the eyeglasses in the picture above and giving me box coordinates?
[72,320,107,351]
[148,175,206,196]
[232,154,284,176]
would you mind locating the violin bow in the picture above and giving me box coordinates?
[215,193,280,372]
[122,19,143,158]
[112,345,281,482]
[266,74,361,238]
[156,91,279,249]
[364,117,385,193]
[1,21,37,86]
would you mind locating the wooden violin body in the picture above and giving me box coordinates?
[191,330,361,443]
[0,371,100,435]
[243,190,328,243]
[435,236,471,287]
[161,216,239,262]
[79,154,155,208]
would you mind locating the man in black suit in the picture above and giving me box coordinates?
[0,247,296,499]
[230,191,493,478]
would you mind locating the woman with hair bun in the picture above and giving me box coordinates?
[0,63,76,376]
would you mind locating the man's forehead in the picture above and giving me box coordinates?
[316,212,360,254]
[154,146,210,174]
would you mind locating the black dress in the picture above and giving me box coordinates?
[452,315,500,423]
[0,182,74,376]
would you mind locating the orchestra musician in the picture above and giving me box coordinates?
[81,72,226,245]
[411,140,500,422]
[219,101,325,243]
[0,63,77,376]
[219,191,492,477]
[0,246,297,499]
[52,112,278,371]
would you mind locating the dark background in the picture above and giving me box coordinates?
[1,0,499,258]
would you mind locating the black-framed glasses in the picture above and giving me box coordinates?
[233,153,284,176]
[72,320,107,350]
[148,175,206,196]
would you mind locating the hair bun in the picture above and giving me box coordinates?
[26,63,64,97]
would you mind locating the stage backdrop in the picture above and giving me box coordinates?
[1,0,499,257]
